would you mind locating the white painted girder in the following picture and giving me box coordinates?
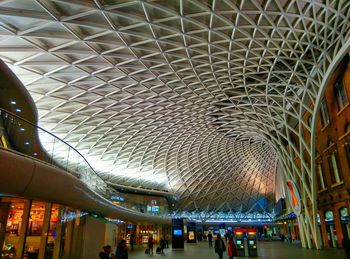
[0,1,349,238]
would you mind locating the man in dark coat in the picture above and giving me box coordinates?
[208,232,213,247]
[214,234,226,259]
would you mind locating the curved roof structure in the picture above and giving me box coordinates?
[0,0,349,220]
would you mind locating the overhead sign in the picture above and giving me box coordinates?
[286,180,301,216]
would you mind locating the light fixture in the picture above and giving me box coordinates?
[24,141,30,145]
[33,152,37,156]
[10,100,16,105]
[19,128,25,131]
[15,108,21,113]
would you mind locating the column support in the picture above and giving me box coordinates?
[16,200,31,259]
[38,202,52,259]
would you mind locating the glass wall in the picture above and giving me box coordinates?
[24,201,46,258]
[0,197,110,259]
[110,193,169,215]
[1,197,25,258]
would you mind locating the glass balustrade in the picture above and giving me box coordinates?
[0,108,169,216]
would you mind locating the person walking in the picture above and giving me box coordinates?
[115,240,128,259]
[160,237,166,254]
[148,234,154,255]
[165,234,169,248]
[99,245,112,259]
[214,234,226,259]
[129,234,135,251]
[208,231,213,247]
[227,236,237,259]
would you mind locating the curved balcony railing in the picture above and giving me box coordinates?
[0,108,168,216]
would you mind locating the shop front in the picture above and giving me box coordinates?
[0,196,123,259]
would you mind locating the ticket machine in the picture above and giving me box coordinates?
[247,230,258,257]
[234,228,246,257]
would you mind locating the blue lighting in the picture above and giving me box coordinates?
[15,108,21,113]
[24,141,30,145]
[19,128,25,131]
[110,196,125,202]
[10,100,16,105]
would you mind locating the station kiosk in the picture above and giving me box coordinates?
[234,228,246,257]
[247,230,258,257]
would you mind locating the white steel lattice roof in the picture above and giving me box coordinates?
[0,0,349,214]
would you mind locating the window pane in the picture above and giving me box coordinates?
[24,201,46,257]
[1,197,25,258]
[318,164,325,189]
[335,79,348,110]
[330,153,341,183]
[320,98,330,127]
[345,143,350,168]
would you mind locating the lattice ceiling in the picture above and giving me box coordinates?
[0,0,349,213]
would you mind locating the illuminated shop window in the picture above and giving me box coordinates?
[334,78,348,110]
[24,201,46,257]
[328,152,342,184]
[320,98,330,127]
[317,164,326,190]
[2,198,25,257]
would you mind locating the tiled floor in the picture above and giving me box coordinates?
[128,241,346,259]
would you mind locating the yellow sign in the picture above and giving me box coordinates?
[1,135,7,148]
[188,231,195,240]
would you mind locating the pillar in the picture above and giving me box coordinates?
[38,203,52,259]
[16,200,31,259]
[52,206,63,259]
[333,206,343,248]
[62,218,74,258]
[319,209,329,248]
[297,215,307,248]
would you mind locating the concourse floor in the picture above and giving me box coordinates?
[128,241,346,259]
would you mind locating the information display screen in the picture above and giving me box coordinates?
[236,240,242,245]
[173,229,183,236]
[249,240,255,245]
[219,229,225,237]
[151,206,159,212]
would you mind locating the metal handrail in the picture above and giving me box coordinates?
[0,108,169,215]
[0,107,104,182]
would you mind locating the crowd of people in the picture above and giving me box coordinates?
[98,231,238,259]
[98,231,350,259]
[98,234,169,259]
